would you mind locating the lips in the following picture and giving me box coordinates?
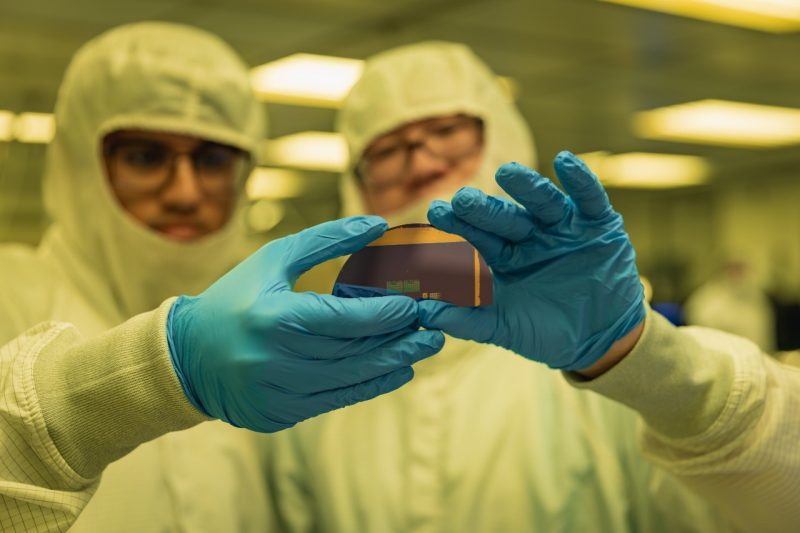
[411,173,460,199]
[157,224,203,241]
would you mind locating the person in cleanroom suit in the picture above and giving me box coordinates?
[0,21,271,532]
[262,41,800,533]
[0,23,445,531]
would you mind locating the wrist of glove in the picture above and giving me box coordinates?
[166,295,212,416]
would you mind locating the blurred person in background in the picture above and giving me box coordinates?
[685,256,776,352]
[0,23,445,531]
[264,41,800,533]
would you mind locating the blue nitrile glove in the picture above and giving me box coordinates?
[167,216,444,432]
[418,151,645,371]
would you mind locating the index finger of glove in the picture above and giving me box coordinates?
[449,187,536,242]
[495,162,569,226]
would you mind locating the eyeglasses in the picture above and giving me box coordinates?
[357,116,484,192]
[104,137,246,195]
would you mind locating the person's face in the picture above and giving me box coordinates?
[357,114,485,216]
[103,130,246,241]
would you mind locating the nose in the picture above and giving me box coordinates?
[407,143,449,185]
[161,154,203,209]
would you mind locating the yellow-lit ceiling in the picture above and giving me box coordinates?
[1,0,800,233]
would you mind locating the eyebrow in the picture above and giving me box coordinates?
[106,136,166,146]
[106,137,238,152]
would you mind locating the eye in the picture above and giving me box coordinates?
[368,143,404,162]
[429,122,464,138]
[195,147,237,171]
[119,143,168,169]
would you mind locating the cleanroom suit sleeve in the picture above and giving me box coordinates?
[0,298,208,532]
[569,309,800,533]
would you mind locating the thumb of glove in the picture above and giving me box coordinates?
[278,216,390,283]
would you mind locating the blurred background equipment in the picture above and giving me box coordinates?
[685,256,777,352]
[1,0,799,348]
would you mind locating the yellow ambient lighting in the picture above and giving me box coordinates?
[263,131,349,172]
[13,112,55,143]
[633,99,800,148]
[600,0,800,33]
[577,151,709,189]
[251,54,519,107]
[0,110,14,141]
[496,76,520,101]
[246,167,306,200]
[247,199,285,233]
[251,54,364,108]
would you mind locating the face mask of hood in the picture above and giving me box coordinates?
[338,41,536,222]
[336,41,537,369]
[38,22,265,322]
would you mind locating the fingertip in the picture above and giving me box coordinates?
[395,297,422,328]
[348,367,414,405]
[495,161,524,180]
[452,187,483,214]
[553,151,611,218]
[495,161,543,187]
[362,214,388,225]
[427,200,452,221]
[415,327,445,345]
[554,150,593,178]
[555,150,576,162]
[417,299,453,324]
[452,186,481,202]
[349,293,418,329]
[427,329,446,349]
[426,203,456,229]
[417,298,440,312]
[351,215,388,235]
[380,366,414,393]
[396,366,414,383]
[382,294,418,315]
[407,330,444,364]
[429,199,450,210]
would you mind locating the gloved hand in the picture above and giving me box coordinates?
[418,151,644,371]
[168,216,444,432]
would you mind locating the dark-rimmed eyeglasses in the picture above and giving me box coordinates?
[104,137,246,195]
[356,115,484,193]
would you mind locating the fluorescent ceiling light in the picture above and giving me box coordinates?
[633,99,800,148]
[14,112,55,143]
[251,53,364,108]
[251,54,519,107]
[246,167,307,200]
[577,151,709,189]
[264,131,349,172]
[600,0,800,33]
[0,110,14,141]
